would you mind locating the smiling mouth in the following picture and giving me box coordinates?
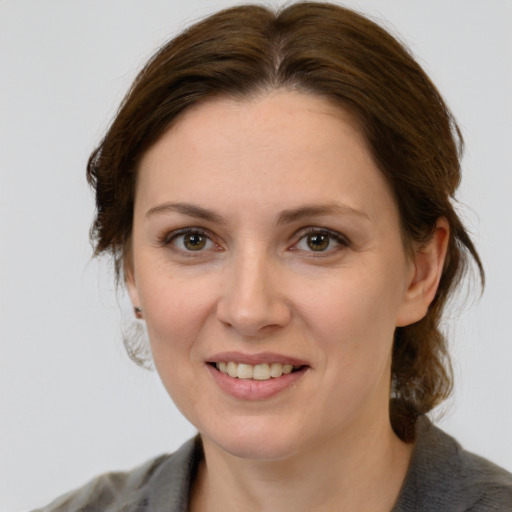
[209,361,304,380]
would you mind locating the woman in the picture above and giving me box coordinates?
[35,2,512,511]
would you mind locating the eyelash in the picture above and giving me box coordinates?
[158,226,350,256]
[158,227,218,255]
[291,227,351,255]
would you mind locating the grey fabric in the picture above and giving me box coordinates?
[392,417,512,511]
[34,418,512,511]
[32,437,201,512]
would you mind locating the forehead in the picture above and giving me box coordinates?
[135,90,397,225]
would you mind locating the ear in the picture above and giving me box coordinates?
[123,244,143,318]
[396,218,449,327]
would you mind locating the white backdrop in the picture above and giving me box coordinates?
[1,1,511,510]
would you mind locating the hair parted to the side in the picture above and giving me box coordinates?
[87,2,484,441]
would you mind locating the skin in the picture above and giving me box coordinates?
[126,90,448,511]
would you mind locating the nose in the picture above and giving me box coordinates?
[216,248,291,337]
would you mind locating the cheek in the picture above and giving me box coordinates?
[298,266,403,339]
[296,267,404,378]
[137,268,218,358]
[138,273,220,416]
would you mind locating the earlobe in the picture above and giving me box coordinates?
[396,218,450,327]
[124,250,143,318]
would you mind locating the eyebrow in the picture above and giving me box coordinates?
[145,202,226,224]
[276,204,369,225]
[145,201,369,225]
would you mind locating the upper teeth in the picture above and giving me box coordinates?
[215,362,296,380]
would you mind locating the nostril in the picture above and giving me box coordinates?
[215,280,291,335]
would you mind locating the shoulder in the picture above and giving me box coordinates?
[31,436,201,512]
[459,451,512,511]
[394,417,512,512]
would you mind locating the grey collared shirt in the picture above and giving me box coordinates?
[34,418,512,511]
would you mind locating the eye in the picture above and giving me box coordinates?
[166,229,216,252]
[293,228,349,253]
[302,233,330,251]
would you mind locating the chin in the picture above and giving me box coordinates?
[200,417,311,461]
[215,436,301,461]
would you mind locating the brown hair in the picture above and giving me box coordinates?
[87,2,483,441]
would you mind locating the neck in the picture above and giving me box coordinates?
[190,415,413,512]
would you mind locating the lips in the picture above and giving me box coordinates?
[207,351,309,367]
[214,361,300,380]
[206,351,310,400]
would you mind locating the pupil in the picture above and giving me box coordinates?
[185,233,206,250]
[307,234,329,251]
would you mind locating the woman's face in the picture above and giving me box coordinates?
[127,91,424,459]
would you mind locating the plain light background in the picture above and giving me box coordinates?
[1,1,511,510]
